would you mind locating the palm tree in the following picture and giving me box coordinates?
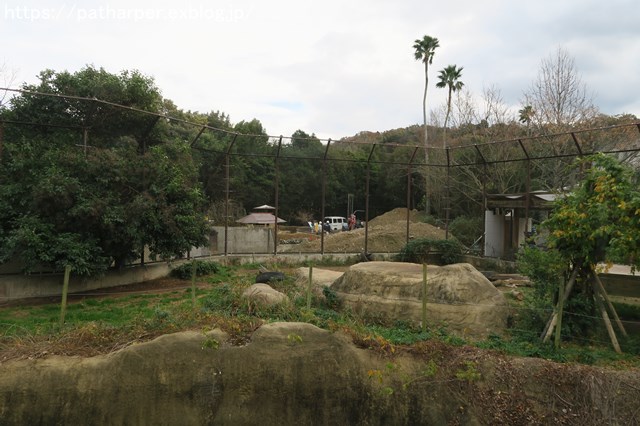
[413,35,440,153]
[413,35,439,215]
[518,105,534,136]
[436,64,464,148]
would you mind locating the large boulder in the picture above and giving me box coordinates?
[331,261,510,337]
[1,323,639,425]
[294,267,345,296]
[242,283,289,308]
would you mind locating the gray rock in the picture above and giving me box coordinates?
[331,261,510,338]
[242,283,289,307]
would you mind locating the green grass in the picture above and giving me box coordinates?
[0,290,193,336]
[1,262,639,369]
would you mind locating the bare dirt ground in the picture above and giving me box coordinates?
[279,207,447,253]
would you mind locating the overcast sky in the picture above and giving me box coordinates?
[2,0,639,140]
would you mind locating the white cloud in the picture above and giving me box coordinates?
[2,0,639,139]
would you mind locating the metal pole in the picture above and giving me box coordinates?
[365,164,370,255]
[224,135,238,257]
[274,136,282,256]
[525,159,531,233]
[224,152,230,256]
[445,148,451,239]
[320,139,331,255]
[407,163,412,244]
[364,145,376,256]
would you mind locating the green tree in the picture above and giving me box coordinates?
[229,119,275,211]
[435,64,464,147]
[545,153,640,270]
[518,105,534,136]
[539,154,640,348]
[0,67,208,275]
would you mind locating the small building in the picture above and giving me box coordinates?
[236,204,286,226]
[484,191,557,259]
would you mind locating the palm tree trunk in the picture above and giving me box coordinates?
[423,62,430,215]
[443,86,452,148]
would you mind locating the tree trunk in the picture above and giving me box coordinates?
[542,266,579,342]
[423,61,430,216]
[443,86,452,148]
[591,277,622,354]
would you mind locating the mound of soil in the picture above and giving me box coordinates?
[280,208,446,253]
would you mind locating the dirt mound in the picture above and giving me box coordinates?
[280,208,446,253]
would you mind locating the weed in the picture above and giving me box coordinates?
[287,333,303,345]
[201,336,219,350]
[322,286,342,309]
[455,361,481,383]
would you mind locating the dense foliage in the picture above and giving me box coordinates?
[170,260,221,280]
[1,63,638,276]
[0,67,208,275]
[396,238,463,265]
[516,154,640,341]
[544,153,640,271]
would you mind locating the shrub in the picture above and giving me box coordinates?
[448,215,483,248]
[170,260,220,279]
[396,238,463,265]
[322,286,342,309]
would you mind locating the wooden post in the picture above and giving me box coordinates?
[307,265,313,310]
[422,263,428,333]
[542,267,579,342]
[59,265,71,327]
[191,260,197,310]
[554,278,565,349]
[593,273,628,337]
[591,277,622,354]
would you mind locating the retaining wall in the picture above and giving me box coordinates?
[0,262,180,304]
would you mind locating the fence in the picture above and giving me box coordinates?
[1,88,640,260]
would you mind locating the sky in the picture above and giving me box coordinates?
[1,0,639,140]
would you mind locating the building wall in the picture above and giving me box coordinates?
[484,210,504,258]
[484,210,532,259]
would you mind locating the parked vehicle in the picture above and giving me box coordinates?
[323,216,348,232]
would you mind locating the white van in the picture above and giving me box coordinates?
[323,216,347,232]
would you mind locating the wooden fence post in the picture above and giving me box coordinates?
[191,260,197,310]
[59,265,71,327]
[422,263,428,333]
[307,265,313,310]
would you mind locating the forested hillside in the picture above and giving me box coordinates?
[0,65,638,274]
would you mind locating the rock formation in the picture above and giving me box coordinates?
[330,261,510,337]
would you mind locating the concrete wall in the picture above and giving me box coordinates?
[0,262,179,304]
[210,226,275,254]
